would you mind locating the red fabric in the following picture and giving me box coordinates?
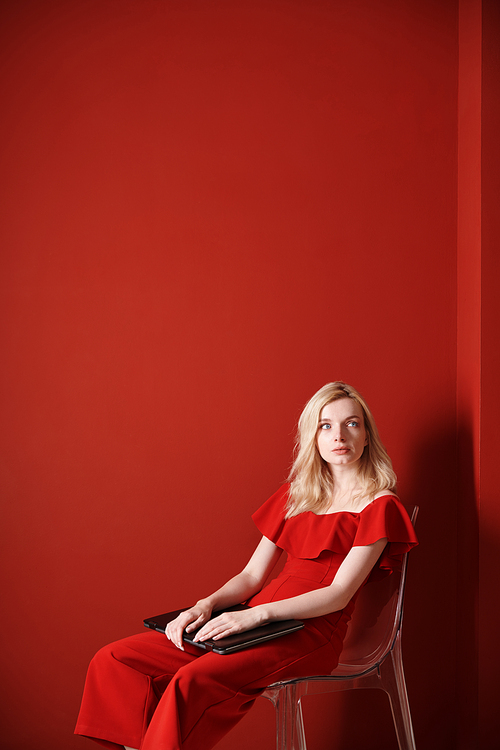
[75,627,339,750]
[75,486,418,750]
[252,484,418,581]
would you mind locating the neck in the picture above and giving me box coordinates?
[329,465,362,504]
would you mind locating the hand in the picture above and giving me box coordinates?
[165,600,213,650]
[193,606,267,643]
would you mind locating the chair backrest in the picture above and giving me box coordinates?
[334,505,418,673]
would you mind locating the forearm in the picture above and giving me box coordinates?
[192,541,388,644]
[200,570,264,612]
[192,583,354,645]
[259,583,352,623]
[260,540,388,622]
[199,537,282,612]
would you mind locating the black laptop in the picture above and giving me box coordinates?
[144,604,303,655]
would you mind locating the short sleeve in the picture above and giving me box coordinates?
[252,484,289,546]
[353,495,419,580]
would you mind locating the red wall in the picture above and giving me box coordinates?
[0,1,463,748]
[457,0,481,745]
[457,2,500,747]
[478,0,500,746]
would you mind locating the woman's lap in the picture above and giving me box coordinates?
[75,624,339,750]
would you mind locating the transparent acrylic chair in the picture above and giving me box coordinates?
[262,506,419,750]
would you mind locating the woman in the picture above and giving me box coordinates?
[75,382,418,750]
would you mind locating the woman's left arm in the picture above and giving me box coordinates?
[194,537,387,643]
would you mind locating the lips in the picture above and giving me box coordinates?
[332,447,350,453]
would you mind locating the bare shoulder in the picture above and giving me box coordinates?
[373,490,399,500]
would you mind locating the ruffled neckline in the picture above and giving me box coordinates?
[307,494,397,517]
[252,488,417,567]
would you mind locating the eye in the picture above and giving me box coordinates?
[319,423,331,430]
[346,420,359,427]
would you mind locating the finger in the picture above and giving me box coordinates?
[195,620,231,642]
[166,631,181,649]
[212,623,238,640]
[167,611,197,641]
[193,624,213,642]
[166,622,186,650]
[185,614,206,633]
[193,621,214,640]
[172,631,184,650]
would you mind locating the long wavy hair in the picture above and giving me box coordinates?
[286,382,397,517]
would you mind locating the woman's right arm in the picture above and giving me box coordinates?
[165,536,282,650]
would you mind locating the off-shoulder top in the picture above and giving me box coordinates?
[248,483,418,645]
[252,483,418,583]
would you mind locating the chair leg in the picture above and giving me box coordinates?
[379,634,417,750]
[274,684,308,750]
[295,696,307,750]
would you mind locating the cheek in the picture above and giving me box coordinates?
[316,434,327,455]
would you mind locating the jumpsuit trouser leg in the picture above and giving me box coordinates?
[75,625,340,750]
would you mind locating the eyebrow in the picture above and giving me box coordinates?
[318,415,361,423]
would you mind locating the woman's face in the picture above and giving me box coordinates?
[316,398,368,469]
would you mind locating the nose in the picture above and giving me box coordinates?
[334,426,345,442]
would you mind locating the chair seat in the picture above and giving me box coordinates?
[262,505,419,750]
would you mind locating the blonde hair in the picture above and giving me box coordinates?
[286,382,397,517]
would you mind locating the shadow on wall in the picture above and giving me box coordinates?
[296,417,465,750]
[455,417,479,748]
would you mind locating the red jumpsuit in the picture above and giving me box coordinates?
[75,487,417,750]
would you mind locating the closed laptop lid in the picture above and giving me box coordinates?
[143,605,303,655]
